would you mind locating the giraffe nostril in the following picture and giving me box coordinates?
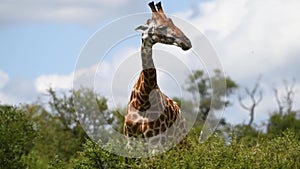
[182,45,191,51]
[174,38,192,51]
[182,38,192,50]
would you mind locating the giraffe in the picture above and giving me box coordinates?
[124,1,192,151]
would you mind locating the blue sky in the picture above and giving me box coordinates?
[0,0,300,125]
[0,24,89,77]
[0,0,206,78]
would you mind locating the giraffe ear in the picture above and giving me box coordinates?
[135,24,149,33]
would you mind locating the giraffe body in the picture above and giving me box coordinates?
[124,1,192,150]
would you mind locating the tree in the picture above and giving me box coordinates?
[268,78,299,139]
[0,105,37,169]
[186,69,238,125]
[233,124,260,146]
[238,76,263,126]
[23,102,85,168]
[73,88,123,142]
[267,112,300,139]
[21,88,122,168]
[274,78,297,116]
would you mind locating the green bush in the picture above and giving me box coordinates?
[268,112,300,139]
[1,88,299,169]
[0,105,37,169]
[71,128,300,169]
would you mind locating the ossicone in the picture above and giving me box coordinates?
[148,1,157,12]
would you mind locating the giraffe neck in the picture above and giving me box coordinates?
[140,37,157,94]
[141,38,155,70]
[129,38,158,111]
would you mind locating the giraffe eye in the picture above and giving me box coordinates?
[157,26,167,35]
[157,26,166,30]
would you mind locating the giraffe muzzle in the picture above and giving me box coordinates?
[176,36,192,51]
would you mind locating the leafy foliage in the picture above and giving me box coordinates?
[73,88,124,142]
[268,112,300,139]
[0,69,300,168]
[186,69,238,125]
[71,128,300,169]
[27,89,88,164]
[0,106,37,169]
[21,88,124,168]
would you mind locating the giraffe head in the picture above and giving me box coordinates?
[135,1,192,51]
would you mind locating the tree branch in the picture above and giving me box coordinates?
[238,76,263,126]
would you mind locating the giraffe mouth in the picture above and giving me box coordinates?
[172,36,192,51]
[173,42,180,47]
[174,41,192,51]
[182,45,192,51]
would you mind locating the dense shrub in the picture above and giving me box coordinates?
[1,88,299,168]
[268,112,300,139]
[71,128,300,169]
[0,106,37,169]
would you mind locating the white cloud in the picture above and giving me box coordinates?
[174,0,300,124]
[72,45,198,109]
[0,78,38,105]
[180,0,300,80]
[94,47,141,108]
[0,93,14,105]
[0,0,145,25]
[32,46,140,107]
[2,0,300,126]
[35,74,73,93]
[0,70,9,89]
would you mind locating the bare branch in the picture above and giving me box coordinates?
[274,78,297,114]
[245,87,251,96]
[238,94,251,111]
[274,88,283,116]
[238,76,263,126]
[283,78,296,113]
[257,90,263,105]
